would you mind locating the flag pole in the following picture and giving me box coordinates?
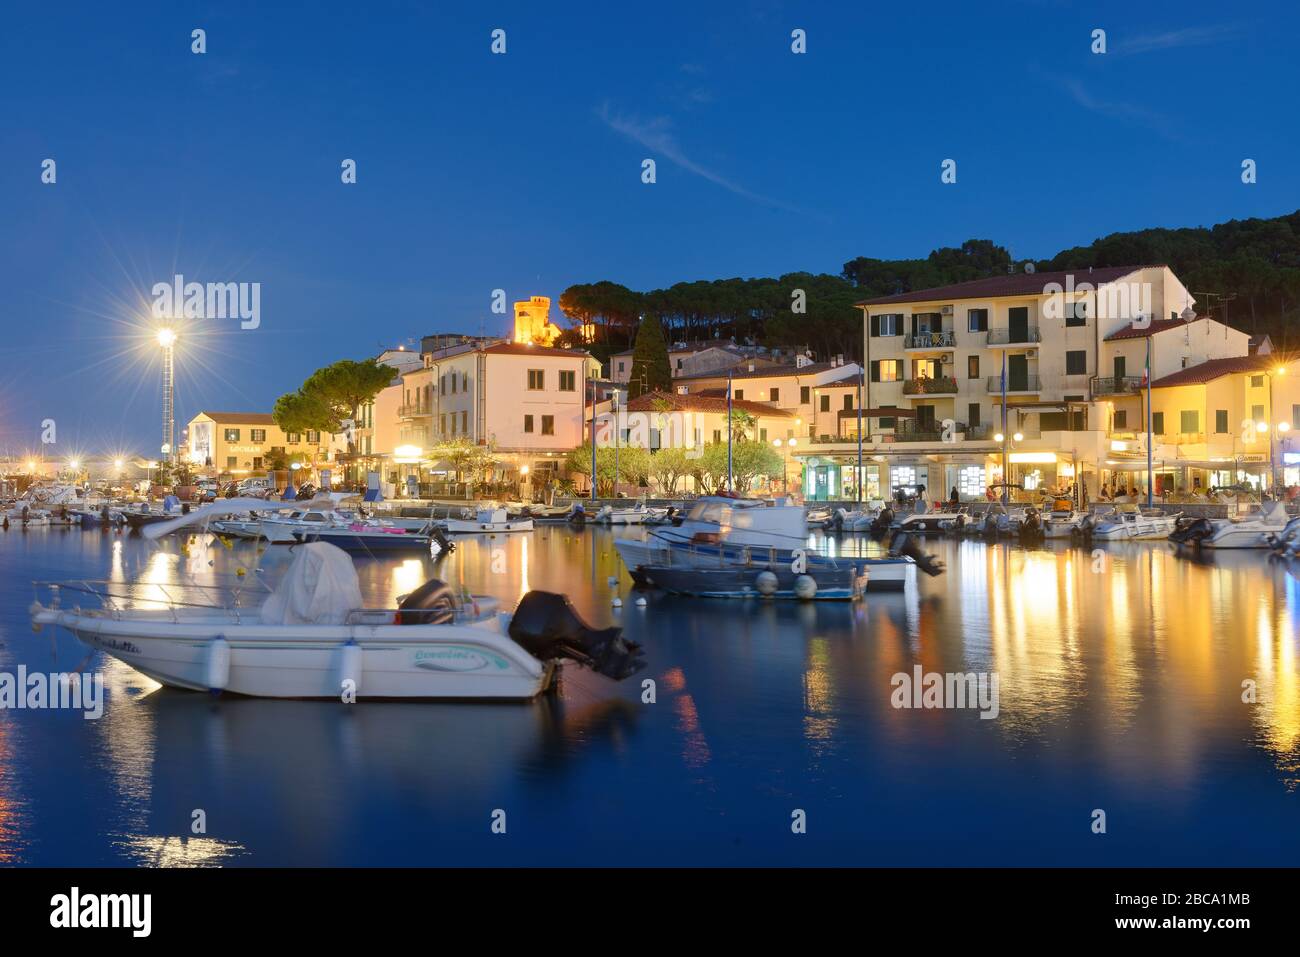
[1146,337,1153,508]
[1000,350,1008,505]
[857,366,864,504]
[726,368,734,492]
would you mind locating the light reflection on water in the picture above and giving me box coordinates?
[0,523,1297,865]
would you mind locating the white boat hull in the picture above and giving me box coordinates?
[1091,520,1177,540]
[443,518,534,534]
[32,607,553,700]
[1201,527,1287,548]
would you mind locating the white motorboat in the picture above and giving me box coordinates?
[1086,506,1179,541]
[3,482,84,526]
[896,509,967,534]
[1173,500,1292,549]
[828,507,876,532]
[805,507,833,528]
[613,497,936,591]
[594,502,652,525]
[1041,509,1087,539]
[28,503,644,700]
[971,504,1027,537]
[443,507,533,534]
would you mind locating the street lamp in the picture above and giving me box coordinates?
[157,328,177,466]
[993,432,1023,503]
[1259,418,1292,492]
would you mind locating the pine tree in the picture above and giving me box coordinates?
[627,315,673,399]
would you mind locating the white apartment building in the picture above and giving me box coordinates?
[791,264,1254,502]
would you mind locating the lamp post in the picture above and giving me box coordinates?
[1266,364,1290,493]
[774,438,797,498]
[994,430,1023,503]
[157,328,177,466]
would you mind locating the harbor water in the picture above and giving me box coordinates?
[0,524,1297,866]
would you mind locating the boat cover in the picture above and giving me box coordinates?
[260,542,364,625]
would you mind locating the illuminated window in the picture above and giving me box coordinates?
[957,465,985,498]
[223,429,240,442]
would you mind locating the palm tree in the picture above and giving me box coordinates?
[727,409,756,442]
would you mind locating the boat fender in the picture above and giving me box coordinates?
[336,641,362,698]
[793,575,817,601]
[755,570,779,596]
[206,635,231,693]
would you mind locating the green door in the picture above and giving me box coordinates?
[1008,307,1029,342]
[1008,353,1029,391]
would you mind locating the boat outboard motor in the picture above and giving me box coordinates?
[1019,508,1044,543]
[395,579,458,625]
[430,527,456,553]
[889,532,945,577]
[869,506,895,541]
[508,591,645,681]
[568,503,586,525]
[1176,517,1214,545]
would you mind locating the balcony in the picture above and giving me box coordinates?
[905,330,955,350]
[986,374,1041,393]
[903,376,958,395]
[1090,376,1144,397]
[397,403,432,418]
[987,326,1041,345]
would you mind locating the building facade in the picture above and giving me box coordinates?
[787,264,1273,502]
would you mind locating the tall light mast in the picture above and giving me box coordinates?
[158,328,177,464]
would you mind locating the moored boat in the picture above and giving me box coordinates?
[443,507,534,534]
[28,503,644,700]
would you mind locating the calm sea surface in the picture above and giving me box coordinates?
[0,522,1297,866]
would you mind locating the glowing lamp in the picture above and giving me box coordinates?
[157,329,177,348]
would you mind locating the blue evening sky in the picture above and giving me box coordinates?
[2,0,1297,456]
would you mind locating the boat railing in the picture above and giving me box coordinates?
[34,578,275,624]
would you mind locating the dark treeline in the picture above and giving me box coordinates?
[556,211,1300,362]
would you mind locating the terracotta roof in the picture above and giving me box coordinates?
[857,265,1155,306]
[676,360,849,381]
[1104,316,1205,341]
[1149,356,1272,388]
[196,411,278,425]
[625,390,793,418]
[480,343,591,358]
